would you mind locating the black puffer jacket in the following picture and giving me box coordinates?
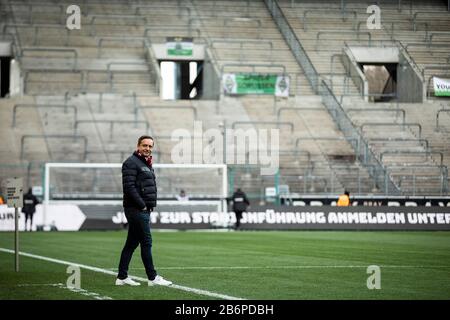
[231,189,250,212]
[122,152,157,209]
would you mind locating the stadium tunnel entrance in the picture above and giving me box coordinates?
[150,40,220,100]
[0,42,12,98]
[160,60,203,100]
[343,46,424,102]
[361,63,397,102]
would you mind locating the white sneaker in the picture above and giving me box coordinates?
[115,277,141,286]
[148,275,172,286]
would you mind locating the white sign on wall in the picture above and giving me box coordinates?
[3,178,23,208]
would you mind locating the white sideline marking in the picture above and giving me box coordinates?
[0,248,245,300]
[109,265,450,271]
[18,283,113,300]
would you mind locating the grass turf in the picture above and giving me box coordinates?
[0,230,449,300]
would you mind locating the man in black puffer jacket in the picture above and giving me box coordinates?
[116,135,172,287]
[231,188,250,230]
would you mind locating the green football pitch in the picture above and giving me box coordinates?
[0,230,449,300]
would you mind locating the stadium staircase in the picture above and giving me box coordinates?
[276,0,450,195]
[1,0,449,197]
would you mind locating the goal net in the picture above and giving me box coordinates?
[42,163,228,228]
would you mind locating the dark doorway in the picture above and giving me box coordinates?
[0,56,11,98]
[360,63,397,102]
[160,60,203,100]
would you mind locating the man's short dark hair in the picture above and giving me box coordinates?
[137,135,154,146]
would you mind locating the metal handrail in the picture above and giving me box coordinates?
[303,9,357,31]
[7,2,65,24]
[366,20,429,41]
[380,151,444,167]
[231,121,294,133]
[97,36,147,58]
[134,4,191,19]
[360,122,422,139]
[23,69,82,94]
[138,105,197,120]
[428,31,450,45]
[89,15,147,36]
[329,53,343,91]
[413,11,450,31]
[277,107,336,122]
[21,48,78,70]
[406,42,450,51]
[211,0,251,17]
[436,109,450,131]
[13,104,77,128]
[347,108,406,124]
[86,150,161,162]
[3,23,70,46]
[395,175,444,196]
[211,39,274,64]
[223,17,262,38]
[187,17,261,38]
[20,135,88,161]
[106,61,149,72]
[264,0,320,92]
[394,41,424,87]
[266,0,400,194]
[319,80,400,195]
[0,32,20,56]
[106,61,149,92]
[387,164,448,195]
[74,120,150,140]
[220,63,286,75]
[342,42,368,98]
[295,136,359,153]
[144,26,201,39]
[143,40,161,94]
[368,138,430,151]
[4,2,23,58]
[316,31,371,50]
[422,65,450,79]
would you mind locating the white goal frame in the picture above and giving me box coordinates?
[43,162,228,227]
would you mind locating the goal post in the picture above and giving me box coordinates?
[43,162,228,228]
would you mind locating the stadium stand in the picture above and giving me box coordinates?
[0,0,449,201]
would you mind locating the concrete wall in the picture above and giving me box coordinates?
[0,42,12,56]
[201,50,220,100]
[397,53,424,103]
[342,46,368,101]
[9,58,22,96]
[350,47,398,63]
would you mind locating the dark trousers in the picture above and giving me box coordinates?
[118,208,157,281]
[234,211,243,229]
[24,212,34,230]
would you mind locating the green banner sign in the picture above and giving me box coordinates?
[433,77,450,97]
[223,74,289,97]
[166,37,193,56]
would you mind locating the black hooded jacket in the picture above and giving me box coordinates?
[231,189,250,213]
[22,190,39,215]
[122,152,157,209]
